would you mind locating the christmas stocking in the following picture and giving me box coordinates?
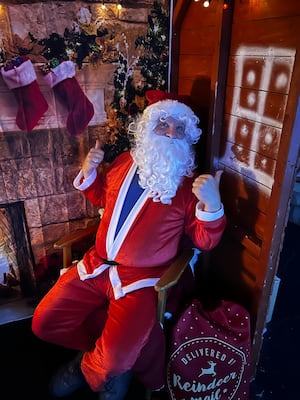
[44,61,94,136]
[1,57,48,132]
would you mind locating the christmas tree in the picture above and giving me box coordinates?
[108,1,170,160]
[135,0,170,91]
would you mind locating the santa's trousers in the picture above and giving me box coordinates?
[32,265,166,392]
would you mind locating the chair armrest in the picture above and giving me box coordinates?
[53,223,98,269]
[54,224,99,249]
[154,248,195,292]
[154,248,195,325]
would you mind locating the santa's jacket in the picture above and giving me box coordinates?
[73,151,226,299]
[31,150,227,393]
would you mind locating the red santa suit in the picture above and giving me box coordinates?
[32,151,226,392]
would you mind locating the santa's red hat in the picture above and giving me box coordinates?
[145,89,191,106]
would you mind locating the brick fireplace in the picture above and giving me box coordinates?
[0,202,36,299]
[0,123,109,301]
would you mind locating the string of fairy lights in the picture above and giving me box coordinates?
[100,0,123,9]
[194,0,229,10]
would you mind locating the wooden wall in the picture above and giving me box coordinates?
[172,2,222,112]
[171,0,225,170]
[171,0,300,377]
[225,0,300,376]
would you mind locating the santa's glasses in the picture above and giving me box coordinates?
[154,116,186,140]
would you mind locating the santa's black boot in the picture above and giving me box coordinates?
[49,352,87,397]
[98,371,133,400]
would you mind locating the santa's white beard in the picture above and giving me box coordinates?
[131,133,195,204]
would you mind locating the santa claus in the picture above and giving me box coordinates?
[32,96,226,399]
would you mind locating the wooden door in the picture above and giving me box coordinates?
[171,0,300,377]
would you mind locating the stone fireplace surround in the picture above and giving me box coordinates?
[0,202,36,297]
[0,126,103,296]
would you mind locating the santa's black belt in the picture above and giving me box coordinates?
[102,259,120,266]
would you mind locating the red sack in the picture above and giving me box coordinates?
[167,299,251,400]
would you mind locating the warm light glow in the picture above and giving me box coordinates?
[203,0,210,7]
[117,1,122,10]
[223,0,229,9]
[101,1,106,10]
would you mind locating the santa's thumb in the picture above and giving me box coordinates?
[214,170,223,187]
[95,138,102,150]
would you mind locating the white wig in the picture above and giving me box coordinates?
[140,99,202,144]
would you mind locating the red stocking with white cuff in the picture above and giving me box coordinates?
[1,58,48,132]
[44,61,94,136]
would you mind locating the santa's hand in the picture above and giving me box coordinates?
[192,170,223,212]
[82,139,104,179]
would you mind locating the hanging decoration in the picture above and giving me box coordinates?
[37,7,116,70]
[1,6,117,70]
[43,60,94,136]
[0,56,48,132]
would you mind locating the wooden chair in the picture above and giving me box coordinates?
[53,222,196,399]
[54,223,195,325]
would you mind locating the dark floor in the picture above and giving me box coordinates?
[250,221,300,400]
[0,316,150,400]
[1,221,299,400]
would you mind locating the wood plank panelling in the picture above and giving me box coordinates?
[220,140,277,187]
[225,87,289,127]
[172,0,300,379]
[178,75,212,105]
[181,0,218,28]
[172,0,223,107]
[221,196,267,242]
[178,55,213,77]
[211,237,260,287]
[179,27,217,55]
[225,216,262,258]
[204,235,260,318]
[230,17,300,50]
[216,0,300,377]
[234,0,300,21]
[227,56,294,93]
[220,166,270,213]
[222,115,281,159]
